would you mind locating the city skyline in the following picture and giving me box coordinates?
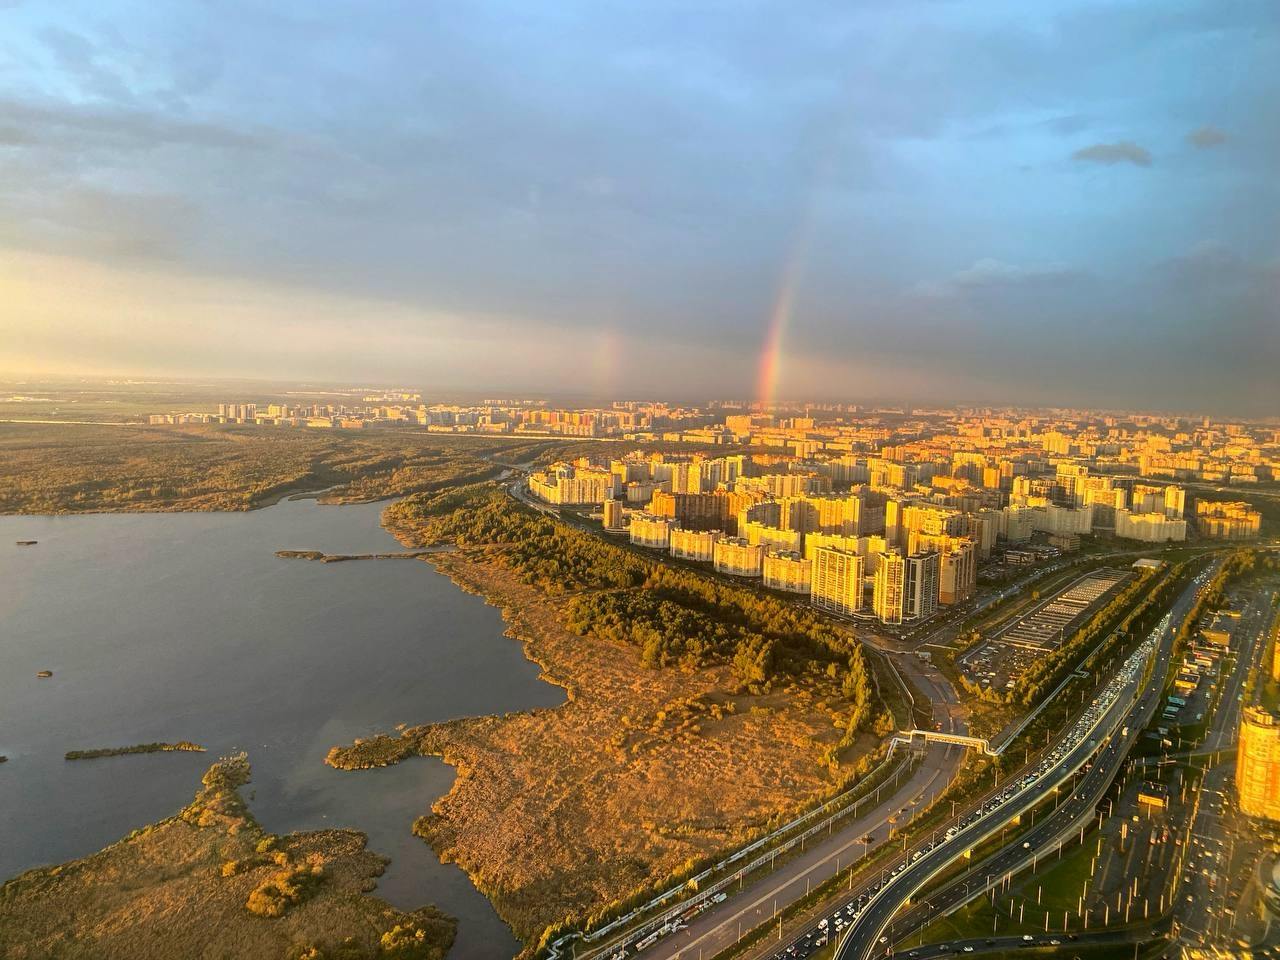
[2,1,1278,413]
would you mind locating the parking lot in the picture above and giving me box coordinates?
[958,569,1132,693]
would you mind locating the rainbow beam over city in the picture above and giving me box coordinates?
[755,240,806,409]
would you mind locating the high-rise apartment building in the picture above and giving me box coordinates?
[713,537,765,577]
[1114,509,1187,543]
[650,490,731,531]
[741,520,802,554]
[763,550,813,594]
[1196,501,1262,539]
[603,497,626,531]
[529,463,612,505]
[669,527,723,562]
[913,535,976,604]
[1238,707,1280,822]
[905,551,940,621]
[874,550,906,625]
[629,513,676,549]
[810,547,864,616]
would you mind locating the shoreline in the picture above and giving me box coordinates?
[326,501,862,948]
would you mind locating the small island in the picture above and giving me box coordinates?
[65,741,206,761]
[326,733,418,770]
[276,549,439,563]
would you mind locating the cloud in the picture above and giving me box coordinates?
[1187,125,1227,148]
[1071,141,1152,167]
[0,97,266,153]
[943,258,1079,291]
[1158,240,1273,290]
[1,1,1277,413]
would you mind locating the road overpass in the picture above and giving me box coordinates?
[832,565,1212,960]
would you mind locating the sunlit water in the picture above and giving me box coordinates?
[0,496,564,959]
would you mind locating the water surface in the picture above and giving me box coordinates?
[0,496,564,959]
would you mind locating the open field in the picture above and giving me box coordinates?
[0,754,455,960]
[0,421,549,514]
[328,485,890,951]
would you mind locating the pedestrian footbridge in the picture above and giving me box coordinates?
[892,729,997,756]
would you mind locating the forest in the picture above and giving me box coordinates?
[386,482,876,728]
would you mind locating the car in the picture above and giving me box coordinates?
[880,936,889,944]
[1022,935,1034,942]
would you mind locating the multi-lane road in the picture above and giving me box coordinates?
[509,474,1256,960]
[830,565,1213,960]
[604,743,964,960]
[1174,580,1275,948]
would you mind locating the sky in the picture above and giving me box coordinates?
[1,1,1277,413]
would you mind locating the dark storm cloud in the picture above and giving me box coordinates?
[1071,141,1153,167]
[1,0,1277,412]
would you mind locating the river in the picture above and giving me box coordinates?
[0,495,564,959]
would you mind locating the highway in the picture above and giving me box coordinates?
[623,744,963,960]
[509,474,976,960]
[831,564,1213,960]
[1173,579,1275,949]
[507,474,1245,960]
[590,632,972,960]
[887,922,1171,959]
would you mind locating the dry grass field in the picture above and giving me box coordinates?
[330,541,884,949]
[0,422,533,514]
[0,755,454,960]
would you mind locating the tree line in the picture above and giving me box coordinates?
[388,483,874,724]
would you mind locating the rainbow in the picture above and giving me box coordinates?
[755,226,811,409]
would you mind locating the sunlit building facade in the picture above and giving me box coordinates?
[763,550,813,594]
[713,537,765,577]
[669,527,723,562]
[873,550,906,625]
[810,547,864,616]
[629,512,676,549]
[1196,500,1262,539]
[1238,707,1280,822]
